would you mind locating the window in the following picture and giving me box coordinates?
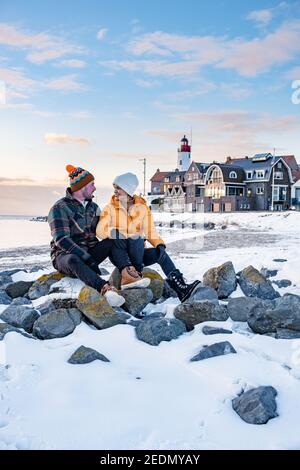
[164,177,169,182]
[187,174,192,181]
[256,187,264,195]
[247,172,252,179]
[227,187,244,196]
[229,171,237,179]
[176,176,180,182]
[192,166,195,171]
[274,171,283,179]
[256,170,264,179]
[277,162,282,169]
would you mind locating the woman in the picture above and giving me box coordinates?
[96,172,200,301]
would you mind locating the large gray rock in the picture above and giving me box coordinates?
[260,268,278,279]
[162,281,178,300]
[174,301,228,329]
[186,284,218,303]
[248,294,300,334]
[232,386,278,425]
[10,296,31,306]
[237,266,280,300]
[275,328,300,339]
[203,262,237,299]
[0,305,39,333]
[272,279,292,288]
[122,288,154,317]
[228,297,274,322]
[37,298,77,316]
[190,341,236,361]
[0,322,33,340]
[0,291,12,305]
[27,272,66,300]
[76,286,129,329]
[202,326,232,335]
[32,308,82,339]
[0,269,21,289]
[135,317,186,346]
[68,345,110,364]
[5,281,33,299]
[142,268,164,302]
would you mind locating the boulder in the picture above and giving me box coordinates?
[68,345,110,364]
[0,305,39,333]
[237,266,280,300]
[186,284,218,303]
[162,281,178,300]
[260,268,278,279]
[108,267,121,289]
[0,322,33,341]
[202,326,232,335]
[275,328,300,339]
[0,291,12,305]
[203,262,237,299]
[272,279,292,288]
[5,281,33,299]
[248,294,300,334]
[121,288,154,317]
[76,286,128,329]
[27,272,66,300]
[0,269,21,289]
[228,297,274,322]
[32,308,82,339]
[232,386,278,425]
[36,298,77,316]
[174,300,228,329]
[190,341,236,361]
[135,317,186,346]
[142,268,164,301]
[10,296,31,306]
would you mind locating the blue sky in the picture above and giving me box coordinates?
[1,0,300,214]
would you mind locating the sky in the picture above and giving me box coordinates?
[1,0,300,215]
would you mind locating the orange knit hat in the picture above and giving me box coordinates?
[66,165,94,192]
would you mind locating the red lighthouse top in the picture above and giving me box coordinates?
[180,135,191,152]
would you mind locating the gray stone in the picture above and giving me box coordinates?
[76,286,128,329]
[174,301,228,329]
[228,297,274,322]
[0,269,22,278]
[135,317,186,346]
[275,328,300,339]
[237,266,280,300]
[142,268,165,302]
[0,305,39,333]
[122,288,154,317]
[186,284,218,303]
[108,267,121,289]
[273,259,287,263]
[202,326,232,335]
[248,294,300,334]
[68,345,110,364]
[260,268,278,279]
[0,322,33,341]
[272,279,292,288]
[32,308,82,339]
[162,281,178,300]
[232,386,278,425]
[190,341,236,361]
[10,297,31,306]
[27,272,66,300]
[37,298,77,316]
[203,262,237,299]
[0,291,12,305]
[5,281,33,299]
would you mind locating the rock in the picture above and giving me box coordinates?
[0,291,12,305]
[28,266,44,273]
[186,284,218,303]
[32,308,82,339]
[27,272,66,300]
[68,345,110,364]
[142,268,164,302]
[273,259,287,263]
[232,386,278,425]
[0,305,39,333]
[237,266,280,300]
[227,297,274,322]
[202,326,232,335]
[76,286,128,329]
[190,341,236,361]
[275,328,300,339]
[174,301,228,329]
[0,269,22,278]
[162,281,178,300]
[135,317,186,346]
[0,322,32,341]
[10,297,31,306]
[0,269,22,289]
[108,268,121,289]
[260,268,278,279]
[5,281,33,299]
[36,298,77,316]
[203,262,237,299]
[143,312,165,320]
[122,288,154,317]
[100,267,110,276]
[272,279,292,288]
[248,294,300,334]
[204,222,215,230]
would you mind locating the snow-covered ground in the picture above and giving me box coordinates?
[1,211,300,450]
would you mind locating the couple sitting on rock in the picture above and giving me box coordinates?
[48,165,200,307]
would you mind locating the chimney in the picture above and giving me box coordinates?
[156,168,160,172]
[226,156,232,163]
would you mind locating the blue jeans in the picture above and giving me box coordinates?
[110,236,176,276]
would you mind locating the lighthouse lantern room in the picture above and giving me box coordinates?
[177,135,191,171]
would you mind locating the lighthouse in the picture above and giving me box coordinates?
[177,135,191,171]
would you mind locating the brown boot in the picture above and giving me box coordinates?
[121,266,150,290]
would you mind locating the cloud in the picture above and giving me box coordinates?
[135,78,160,88]
[0,23,85,64]
[44,133,89,145]
[97,28,108,40]
[57,59,86,68]
[285,66,300,80]
[44,74,86,92]
[68,111,92,119]
[0,177,34,183]
[0,67,36,93]
[247,9,274,26]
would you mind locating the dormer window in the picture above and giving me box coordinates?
[247,171,252,179]
[229,171,237,179]
[256,170,264,179]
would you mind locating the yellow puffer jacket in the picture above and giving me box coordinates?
[96,195,165,248]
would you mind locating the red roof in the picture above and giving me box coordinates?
[150,170,170,182]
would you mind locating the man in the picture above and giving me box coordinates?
[48,164,128,307]
[97,172,200,302]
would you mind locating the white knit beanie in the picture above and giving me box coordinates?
[113,172,139,197]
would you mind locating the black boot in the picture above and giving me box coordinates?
[167,269,200,302]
